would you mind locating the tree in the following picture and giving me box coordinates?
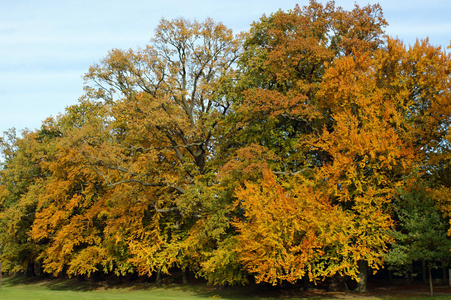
[219,0,393,290]
[312,47,421,291]
[83,17,241,182]
[29,110,114,277]
[386,176,451,297]
[371,40,451,296]
[0,127,55,275]
[233,171,357,285]
[228,4,451,287]
[222,0,388,173]
[373,38,451,184]
[29,17,243,280]
[29,99,180,279]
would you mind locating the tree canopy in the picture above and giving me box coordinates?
[1,0,450,292]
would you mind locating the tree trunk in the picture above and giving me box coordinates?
[429,266,434,298]
[422,261,427,283]
[442,264,447,285]
[328,273,348,292]
[35,261,41,277]
[25,262,35,277]
[182,267,189,285]
[409,262,415,282]
[356,260,368,292]
[155,268,162,286]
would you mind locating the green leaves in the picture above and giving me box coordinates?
[386,177,451,273]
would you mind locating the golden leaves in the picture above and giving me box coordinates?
[233,171,359,284]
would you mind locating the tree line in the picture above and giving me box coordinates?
[1,1,451,293]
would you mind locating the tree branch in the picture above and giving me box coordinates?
[88,156,187,194]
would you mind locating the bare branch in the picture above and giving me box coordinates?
[86,155,187,194]
[105,178,165,188]
[153,205,178,213]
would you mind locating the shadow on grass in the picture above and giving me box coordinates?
[7,276,448,299]
[2,276,329,299]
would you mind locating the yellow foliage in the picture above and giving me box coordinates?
[234,171,358,285]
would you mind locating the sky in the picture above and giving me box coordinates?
[1,0,450,136]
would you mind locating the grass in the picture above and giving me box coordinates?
[1,277,216,300]
[0,276,290,300]
[1,276,451,300]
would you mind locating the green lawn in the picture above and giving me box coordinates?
[1,277,216,300]
[0,277,288,300]
[1,277,451,300]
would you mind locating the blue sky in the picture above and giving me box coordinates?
[1,0,450,136]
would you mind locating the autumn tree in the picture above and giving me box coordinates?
[373,37,451,222]
[234,171,357,286]
[371,39,451,297]
[45,17,244,280]
[315,49,419,291]
[219,0,388,174]
[216,0,392,289]
[0,17,243,283]
[28,103,122,278]
[223,0,451,290]
[0,127,56,276]
[83,17,241,180]
[230,49,416,290]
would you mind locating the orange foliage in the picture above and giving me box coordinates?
[234,171,356,285]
